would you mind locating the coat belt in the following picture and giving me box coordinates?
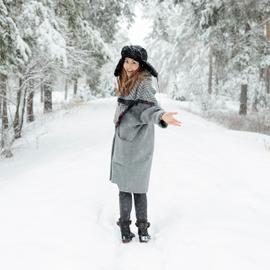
[115,98,155,128]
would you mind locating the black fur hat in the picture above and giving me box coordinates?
[114,45,158,78]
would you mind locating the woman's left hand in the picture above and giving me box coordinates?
[161,112,182,126]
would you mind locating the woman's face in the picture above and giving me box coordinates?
[123,57,140,78]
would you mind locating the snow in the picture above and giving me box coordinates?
[15,33,31,62]
[0,95,269,270]
[37,18,67,67]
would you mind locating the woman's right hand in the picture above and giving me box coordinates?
[161,112,182,126]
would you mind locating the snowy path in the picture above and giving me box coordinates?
[0,95,269,270]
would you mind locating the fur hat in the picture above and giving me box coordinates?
[114,45,158,78]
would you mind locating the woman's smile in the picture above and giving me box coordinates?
[123,57,140,77]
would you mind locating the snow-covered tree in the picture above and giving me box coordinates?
[142,0,270,115]
[0,0,31,157]
[0,0,135,157]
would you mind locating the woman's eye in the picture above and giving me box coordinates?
[124,60,137,65]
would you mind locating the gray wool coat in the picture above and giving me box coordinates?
[109,74,168,193]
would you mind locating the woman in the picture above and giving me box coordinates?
[109,45,181,243]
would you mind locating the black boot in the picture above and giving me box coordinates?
[117,219,135,243]
[135,220,151,243]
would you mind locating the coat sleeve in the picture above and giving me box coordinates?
[136,78,168,128]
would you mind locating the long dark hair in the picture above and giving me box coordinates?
[115,67,150,96]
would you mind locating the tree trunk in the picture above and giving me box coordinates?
[40,79,44,103]
[73,78,78,96]
[13,78,23,138]
[266,21,270,94]
[0,74,8,129]
[214,56,220,95]
[27,79,35,122]
[0,87,2,118]
[44,82,52,113]
[65,79,68,100]
[266,21,270,40]
[266,68,270,94]
[214,72,219,95]
[0,73,9,155]
[239,23,251,115]
[239,84,248,115]
[18,86,27,137]
[208,46,213,95]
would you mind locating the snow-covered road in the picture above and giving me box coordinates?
[0,95,269,270]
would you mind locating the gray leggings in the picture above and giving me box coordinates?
[119,191,147,222]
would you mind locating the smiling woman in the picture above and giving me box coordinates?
[110,45,181,244]
[123,57,140,78]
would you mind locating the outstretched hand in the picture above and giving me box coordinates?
[161,112,182,126]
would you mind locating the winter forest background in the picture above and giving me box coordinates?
[0,0,270,157]
[1,1,270,269]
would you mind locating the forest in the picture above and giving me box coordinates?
[1,0,270,158]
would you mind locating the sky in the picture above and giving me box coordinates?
[128,3,152,46]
